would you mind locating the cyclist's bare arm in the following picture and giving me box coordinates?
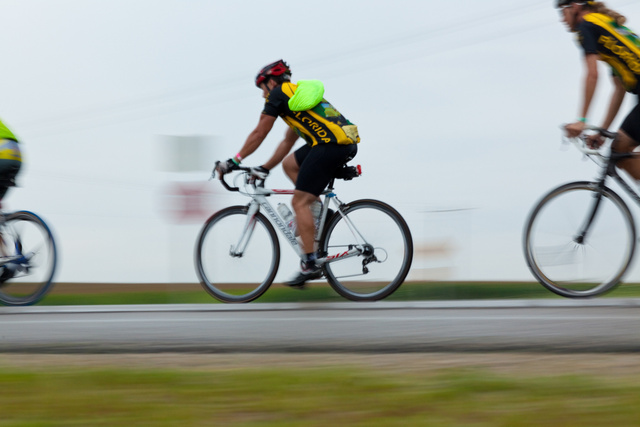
[237,113,277,160]
[580,54,599,119]
[263,127,299,170]
[566,54,599,138]
[601,75,626,131]
[585,76,626,148]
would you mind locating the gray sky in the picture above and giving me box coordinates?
[3,0,640,283]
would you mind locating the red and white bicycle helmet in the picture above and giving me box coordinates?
[255,59,291,87]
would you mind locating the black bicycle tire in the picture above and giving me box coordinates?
[194,206,280,303]
[0,211,57,306]
[320,199,413,301]
[523,181,636,298]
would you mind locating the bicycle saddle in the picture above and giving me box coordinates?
[333,164,361,180]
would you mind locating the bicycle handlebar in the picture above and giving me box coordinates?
[562,124,617,157]
[211,163,262,192]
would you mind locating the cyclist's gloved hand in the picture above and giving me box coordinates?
[215,158,240,176]
[250,166,270,180]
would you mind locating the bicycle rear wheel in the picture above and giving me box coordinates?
[320,199,413,301]
[195,206,280,303]
[523,181,635,298]
[0,211,57,306]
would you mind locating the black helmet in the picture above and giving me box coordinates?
[255,60,291,87]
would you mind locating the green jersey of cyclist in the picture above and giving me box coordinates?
[0,118,22,204]
[216,60,359,287]
[558,1,640,178]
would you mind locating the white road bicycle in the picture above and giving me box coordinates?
[0,210,57,305]
[195,164,413,303]
[523,125,639,298]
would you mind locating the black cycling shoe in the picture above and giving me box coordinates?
[286,263,323,288]
[0,264,16,284]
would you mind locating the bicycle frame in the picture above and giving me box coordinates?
[218,169,367,267]
[0,212,31,268]
[567,127,640,242]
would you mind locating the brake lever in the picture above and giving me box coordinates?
[210,161,221,181]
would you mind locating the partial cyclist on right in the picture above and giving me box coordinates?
[522,3,640,298]
[558,1,640,174]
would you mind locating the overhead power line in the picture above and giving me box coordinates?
[19,0,640,136]
[18,2,554,137]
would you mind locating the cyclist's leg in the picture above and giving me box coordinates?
[613,102,640,178]
[292,190,317,255]
[288,144,357,286]
[294,144,357,250]
[288,188,323,287]
[282,153,299,183]
[283,144,310,184]
[284,145,317,255]
[292,146,328,263]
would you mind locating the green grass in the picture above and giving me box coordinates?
[0,365,639,426]
[38,282,640,305]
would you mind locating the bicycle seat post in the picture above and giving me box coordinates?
[326,178,336,192]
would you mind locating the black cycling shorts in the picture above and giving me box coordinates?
[621,98,640,144]
[294,143,357,196]
[0,139,21,201]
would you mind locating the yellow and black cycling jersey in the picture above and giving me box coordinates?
[0,119,21,166]
[262,82,360,147]
[577,13,640,94]
[0,119,17,142]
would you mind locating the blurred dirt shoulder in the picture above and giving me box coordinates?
[1,353,640,377]
[51,283,202,294]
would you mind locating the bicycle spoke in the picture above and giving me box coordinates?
[321,200,412,301]
[195,206,279,303]
[524,182,634,297]
[0,211,57,306]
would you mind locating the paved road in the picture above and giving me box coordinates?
[1,300,639,353]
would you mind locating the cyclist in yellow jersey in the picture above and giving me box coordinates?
[0,118,22,203]
[558,1,640,178]
[216,60,359,286]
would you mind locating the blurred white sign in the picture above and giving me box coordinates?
[157,135,215,172]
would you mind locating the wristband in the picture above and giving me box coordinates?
[235,153,243,164]
[231,157,240,166]
[578,117,587,123]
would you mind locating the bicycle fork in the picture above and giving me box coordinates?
[575,156,620,245]
[229,203,260,257]
[575,189,604,245]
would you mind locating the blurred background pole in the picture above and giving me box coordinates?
[155,135,219,288]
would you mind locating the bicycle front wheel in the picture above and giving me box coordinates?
[195,206,280,303]
[320,199,413,301]
[0,211,57,306]
[524,181,636,298]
